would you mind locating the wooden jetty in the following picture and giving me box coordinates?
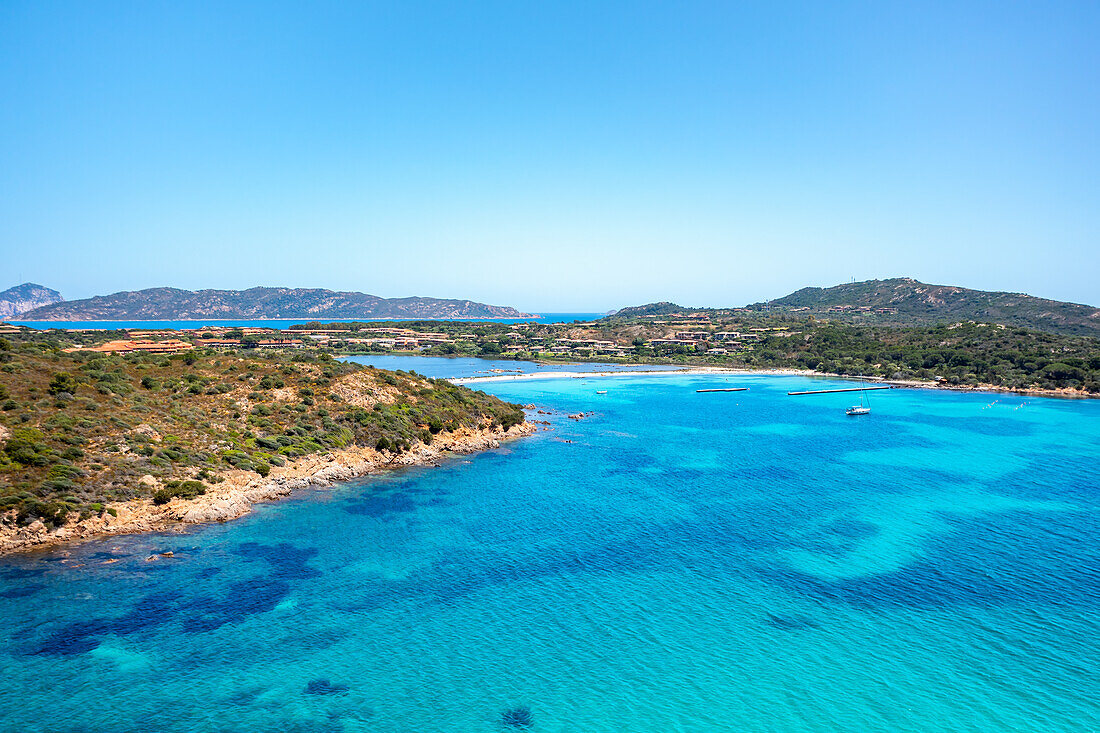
[696,388,749,393]
[787,386,892,396]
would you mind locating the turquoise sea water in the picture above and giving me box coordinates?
[1,372,1098,732]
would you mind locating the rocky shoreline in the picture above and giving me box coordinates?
[881,378,1095,399]
[0,421,535,557]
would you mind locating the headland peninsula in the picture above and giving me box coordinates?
[0,330,530,555]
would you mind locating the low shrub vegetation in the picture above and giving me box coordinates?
[0,333,525,528]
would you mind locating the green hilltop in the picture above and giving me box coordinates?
[755,277,1100,337]
[610,302,692,318]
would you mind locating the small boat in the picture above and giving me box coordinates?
[846,374,871,416]
[596,390,607,395]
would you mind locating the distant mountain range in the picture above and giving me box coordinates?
[609,278,1100,337]
[0,283,64,319]
[14,287,532,320]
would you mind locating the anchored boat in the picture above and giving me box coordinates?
[846,375,871,416]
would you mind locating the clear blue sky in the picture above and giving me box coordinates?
[1,1,1097,312]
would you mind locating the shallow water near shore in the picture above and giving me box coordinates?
[340,353,686,379]
[1,372,1099,731]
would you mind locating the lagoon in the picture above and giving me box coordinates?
[1,367,1098,731]
[339,353,685,380]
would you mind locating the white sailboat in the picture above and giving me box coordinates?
[846,375,871,416]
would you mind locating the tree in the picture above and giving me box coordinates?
[47,372,78,395]
[1041,362,1083,382]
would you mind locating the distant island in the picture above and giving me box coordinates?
[11,285,533,321]
[0,283,64,319]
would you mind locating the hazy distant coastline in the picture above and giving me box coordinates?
[12,286,533,321]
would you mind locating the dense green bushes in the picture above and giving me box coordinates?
[152,480,206,505]
[744,322,1100,391]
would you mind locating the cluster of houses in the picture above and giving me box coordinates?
[333,324,796,358]
[64,335,307,354]
[539,339,629,358]
[53,319,799,360]
[649,330,761,355]
[198,338,304,348]
[288,327,461,351]
[58,325,307,354]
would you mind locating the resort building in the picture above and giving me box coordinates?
[67,339,195,354]
[650,338,702,349]
[674,331,709,341]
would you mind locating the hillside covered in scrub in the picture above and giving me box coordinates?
[0,332,525,530]
[755,278,1100,337]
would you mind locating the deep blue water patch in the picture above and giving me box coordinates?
[305,678,351,695]
[0,564,46,581]
[32,619,113,656]
[182,578,292,633]
[501,706,533,727]
[0,583,43,598]
[233,541,321,580]
[343,491,420,517]
[89,550,131,561]
[32,591,183,656]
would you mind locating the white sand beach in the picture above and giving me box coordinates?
[451,367,818,385]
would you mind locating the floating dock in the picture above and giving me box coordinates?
[696,388,749,393]
[787,386,892,396]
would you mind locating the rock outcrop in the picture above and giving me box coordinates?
[0,283,64,319]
